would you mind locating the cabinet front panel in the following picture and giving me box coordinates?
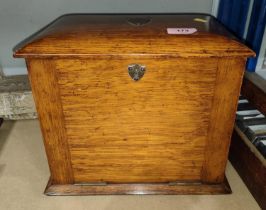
[55,57,218,183]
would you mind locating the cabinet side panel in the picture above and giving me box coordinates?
[202,58,246,183]
[26,59,74,184]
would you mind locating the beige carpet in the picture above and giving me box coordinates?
[0,120,260,210]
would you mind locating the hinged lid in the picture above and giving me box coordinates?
[13,14,255,58]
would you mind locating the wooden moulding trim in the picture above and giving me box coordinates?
[14,53,254,59]
[44,177,231,196]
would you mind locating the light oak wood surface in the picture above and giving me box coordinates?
[14,14,254,195]
[56,57,217,183]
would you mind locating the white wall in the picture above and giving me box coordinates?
[256,26,266,71]
[211,0,220,17]
[0,0,213,75]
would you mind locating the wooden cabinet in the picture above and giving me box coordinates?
[14,14,254,195]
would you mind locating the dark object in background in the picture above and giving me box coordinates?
[257,140,266,158]
[237,117,266,132]
[245,126,266,145]
[230,72,266,210]
[235,96,266,155]
[230,127,266,210]
[236,110,261,121]
[237,101,256,111]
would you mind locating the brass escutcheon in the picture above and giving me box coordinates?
[128,64,146,81]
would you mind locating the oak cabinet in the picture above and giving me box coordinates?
[14,14,254,195]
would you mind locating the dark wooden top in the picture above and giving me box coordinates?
[13,14,255,58]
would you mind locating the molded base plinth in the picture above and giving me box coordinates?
[44,177,231,195]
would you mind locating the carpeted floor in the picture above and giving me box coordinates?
[0,120,260,210]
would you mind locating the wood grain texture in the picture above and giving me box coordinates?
[13,14,254,58]
[241,71,266,116]
[44,177,231,195]
[13,14,254,195]
[56,57,217,183]
[201,58,246,183]
[230,126,266,210]
[26,59,74,184]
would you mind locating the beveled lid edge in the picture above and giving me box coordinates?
[13,13,256,58]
